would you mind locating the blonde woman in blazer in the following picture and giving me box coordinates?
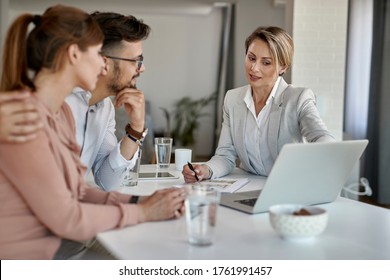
[183,26,334,182]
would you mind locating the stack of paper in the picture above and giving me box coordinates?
[175,178,249,193]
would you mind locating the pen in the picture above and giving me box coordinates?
[187,161,199,181]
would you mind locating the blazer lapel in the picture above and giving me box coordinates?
[234,88,248,154]
[268,79,288,160]
[234,86,256,173]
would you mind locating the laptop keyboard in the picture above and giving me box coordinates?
[235,198,257,207]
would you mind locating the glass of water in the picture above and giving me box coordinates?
[121,149,142,187]
[185,185,221,246]
[154,137,173,168]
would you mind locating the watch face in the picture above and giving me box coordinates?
[142,128,148,137]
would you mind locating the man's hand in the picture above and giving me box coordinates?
[137,187,186,222]
[114,88,145,131]
[0,90,43,143]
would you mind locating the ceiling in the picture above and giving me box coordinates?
[9,0,230,15]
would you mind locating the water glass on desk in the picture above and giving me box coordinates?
[185,185,220,246]
[121,150,141,187]
[154,137,173,168]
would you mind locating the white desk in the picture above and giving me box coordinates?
[113,164,264,196]
[97,165,390,260]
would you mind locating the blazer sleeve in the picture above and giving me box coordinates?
[206,91,240,178]
[296,88,335,142]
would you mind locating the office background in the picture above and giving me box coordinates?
[1,0,389,205]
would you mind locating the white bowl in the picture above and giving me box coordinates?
[269,204,328,240]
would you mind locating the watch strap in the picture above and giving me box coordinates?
[125,123,145,140]
[127,133,143,146]
[129,195,139,204]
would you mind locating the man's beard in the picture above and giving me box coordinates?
[107,61,139,94]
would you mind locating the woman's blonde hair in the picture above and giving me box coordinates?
[245,26,294,74]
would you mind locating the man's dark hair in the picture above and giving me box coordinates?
[91,11,150,53]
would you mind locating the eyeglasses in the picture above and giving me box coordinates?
[104,55,144,71]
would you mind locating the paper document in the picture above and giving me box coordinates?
[176,178,249,193]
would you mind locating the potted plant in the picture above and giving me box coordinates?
[160,92,216,147]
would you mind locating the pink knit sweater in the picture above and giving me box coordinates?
[0,95,139,259]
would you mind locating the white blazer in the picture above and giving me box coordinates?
[206,78,335,178]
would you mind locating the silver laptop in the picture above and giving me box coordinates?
[220,140,369,214]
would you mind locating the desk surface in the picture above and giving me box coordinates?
[97,165,390,260]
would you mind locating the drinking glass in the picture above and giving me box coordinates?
[185,185,220,246]
[154,137,173,168]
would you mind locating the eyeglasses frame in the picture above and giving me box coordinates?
[104,55,144,71]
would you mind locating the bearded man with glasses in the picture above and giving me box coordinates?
[64,12,151,191]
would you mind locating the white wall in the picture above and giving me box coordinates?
[233,0,286,88]
[3,0,348,157]
[138,11,222,155]
[7,0,223,157]
[291,0,349,141]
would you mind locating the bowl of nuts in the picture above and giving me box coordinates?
[269,204,328,240]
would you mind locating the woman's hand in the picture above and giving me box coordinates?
[137,187,186,222]
[182,163,210,183]
[0,90,43,143]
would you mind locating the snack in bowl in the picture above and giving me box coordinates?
[269,204,328,240]
[293,208,311,216]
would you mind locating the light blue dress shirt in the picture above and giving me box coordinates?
[65,88,138,191]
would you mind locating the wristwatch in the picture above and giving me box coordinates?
[129,195,139,204]
[125,123,148,146]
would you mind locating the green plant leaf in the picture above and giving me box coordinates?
[161,91,217,146]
